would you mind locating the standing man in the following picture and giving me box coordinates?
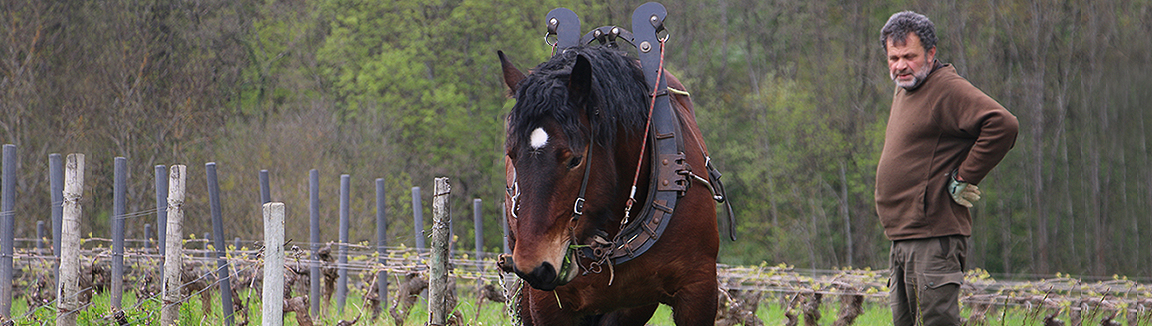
[875,11,1019,326]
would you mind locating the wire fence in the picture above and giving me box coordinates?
[9,241,1152,325]
[1,150,1148,325]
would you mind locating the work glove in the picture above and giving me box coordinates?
[948,170,981,207]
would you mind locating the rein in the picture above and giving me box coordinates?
[622,33,666,225]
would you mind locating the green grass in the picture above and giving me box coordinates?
[9,289,1131,325]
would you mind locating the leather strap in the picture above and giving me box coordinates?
[605,2,683,265]
[544,3,699,267]
[571,119,594,219]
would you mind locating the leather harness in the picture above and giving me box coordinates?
[499,6,734,324]
[516,4,735,271]
[555,4,734,269]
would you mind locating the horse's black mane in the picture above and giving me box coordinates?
[506,46,650,152]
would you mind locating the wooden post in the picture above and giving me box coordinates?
[145,224,154,251]
[262,202,285,326]
[375,178,388,313]
[161,165,186,326]
[412,186,425,250]
[1,144,17,317]
[428,177,451,325]
[155,165,167,271]
[111,157,126,309]
[336,174,350,313]
[473,199,483,260]
[36,220,46,253]
[206,162,235,325]
[203,232,211,259]
[259,170,271,204]
[307,169,320,316]
[56,154,84,326]
[50,154,64,294]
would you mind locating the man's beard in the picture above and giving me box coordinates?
[891,63,931,90]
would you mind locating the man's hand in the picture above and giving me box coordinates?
[948,171,981,207]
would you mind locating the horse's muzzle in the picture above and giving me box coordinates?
[506,248,579,291]
[520,261,561,291]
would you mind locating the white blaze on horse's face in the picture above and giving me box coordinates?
[530,127,549,149]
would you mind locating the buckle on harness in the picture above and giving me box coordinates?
[573,197,586,216]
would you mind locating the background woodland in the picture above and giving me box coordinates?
[2,0,1150,278]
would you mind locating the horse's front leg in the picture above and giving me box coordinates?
[669,278,718,325]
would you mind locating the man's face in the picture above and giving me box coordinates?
[886,32,936,89]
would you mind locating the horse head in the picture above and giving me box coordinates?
[499,47,652,291]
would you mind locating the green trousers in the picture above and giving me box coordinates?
[889,235,968,326]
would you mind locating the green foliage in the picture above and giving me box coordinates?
[2,0,1150,277]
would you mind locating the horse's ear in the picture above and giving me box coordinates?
[568,54,592,97]
[498,50,526,92]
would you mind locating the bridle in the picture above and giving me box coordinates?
[504,113,595,224]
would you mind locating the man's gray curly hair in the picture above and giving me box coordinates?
[880,11,937,53]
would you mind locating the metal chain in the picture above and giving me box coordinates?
[499,270,523,325]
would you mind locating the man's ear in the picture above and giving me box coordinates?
[926,46,937,63]
[499,50,526,93]
[568,54,592,98]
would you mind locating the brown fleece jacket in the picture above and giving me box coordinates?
[875,63,1019,241]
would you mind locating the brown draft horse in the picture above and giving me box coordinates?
[499,45,718,325]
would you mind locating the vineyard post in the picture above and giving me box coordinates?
[111,157,127,309]
[308,169,320,316]
[155,165,167,272]
[161,165,187,326]
[145,224,153,251]
[429,177,451,325]
[50,153,63,291]
[449,204,454,254]
[36,221,46,253]
[1,144,17,317]
[337,174,350,313]
[259,170,271,261]
[413,186,425,251]
[234,238,241,251]
[207,162,235,325]
[56,153,84,326]
[501,201,509,254]
[473,199,483,260]
[259,170,271,204]
[375,178,388,310]
[203,233,211,258]
[261,202,285,326]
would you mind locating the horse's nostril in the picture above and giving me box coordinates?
[532,262,557,284]
[517,262,558,291]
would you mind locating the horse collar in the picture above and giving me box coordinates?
[545,2,732,275]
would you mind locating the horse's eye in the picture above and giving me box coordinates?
[567,156,583,169]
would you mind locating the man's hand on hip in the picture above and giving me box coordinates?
[948,171,981,207]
